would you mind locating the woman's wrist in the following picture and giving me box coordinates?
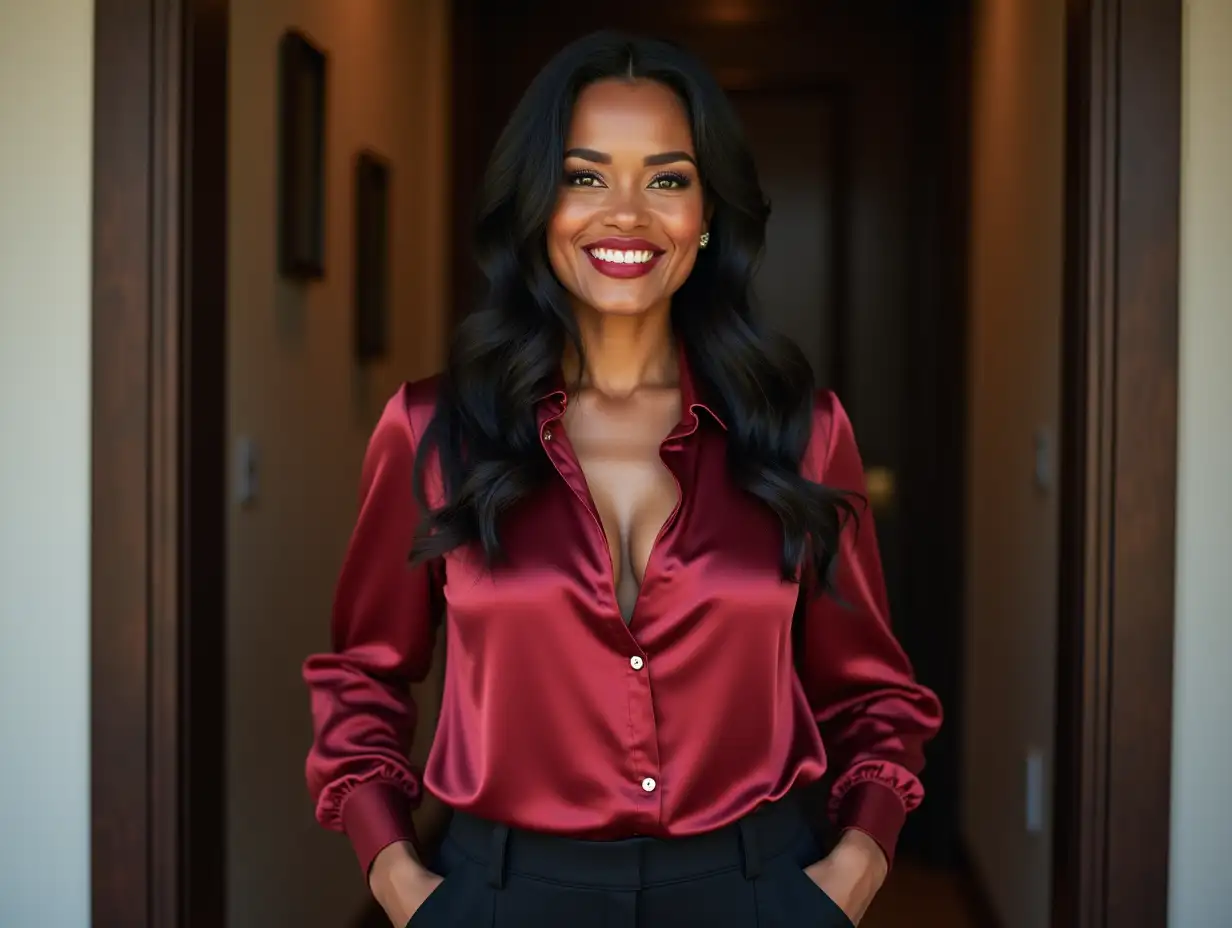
[831,829,889,888]
[367,839,442,925]
[368,840,427,895]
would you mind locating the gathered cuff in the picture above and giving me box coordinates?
[316,768,422,876]
[341,779,420,876]
[828,762,922,870]
[834,781,907,868]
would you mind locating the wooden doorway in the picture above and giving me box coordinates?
[90,0,227,924]
[1052,1,1181,925]
[88,0,1179,925]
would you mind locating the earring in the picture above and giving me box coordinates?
[699,231,710,249]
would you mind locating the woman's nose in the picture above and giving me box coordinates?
[603,187,648,229]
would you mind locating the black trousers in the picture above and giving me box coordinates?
[407,797,854,927]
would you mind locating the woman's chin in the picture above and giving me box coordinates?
[592,303,656,317]
[579,289,663,317]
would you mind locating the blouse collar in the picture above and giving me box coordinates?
[534,341,726,433]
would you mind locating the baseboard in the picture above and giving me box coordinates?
[955,836,1003,928]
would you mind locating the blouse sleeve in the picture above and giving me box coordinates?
[302,386,443,876]
[797,391,944,869]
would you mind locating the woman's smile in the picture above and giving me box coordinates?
[583,236,666,278]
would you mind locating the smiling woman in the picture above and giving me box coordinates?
[551,82,704,306]
[302,30,941,928]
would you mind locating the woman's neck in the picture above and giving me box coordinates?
[566,306,677,399]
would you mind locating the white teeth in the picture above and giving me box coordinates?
[589,248,656,264]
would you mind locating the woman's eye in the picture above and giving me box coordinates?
[649,172,690,190]
[566,171,604,187]
[564,170,691,190]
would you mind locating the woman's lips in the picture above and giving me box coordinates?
[583,238,665,279]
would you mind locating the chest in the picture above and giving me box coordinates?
[561,399,681,622]
[441,421,795,647]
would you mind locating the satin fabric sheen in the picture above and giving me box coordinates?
[302,358,942,877]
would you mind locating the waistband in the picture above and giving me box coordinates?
[444,797,811,891]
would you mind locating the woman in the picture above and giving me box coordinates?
[304,30,941,928]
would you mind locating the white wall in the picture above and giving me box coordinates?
[227,1,452,925]
[1169,2,1232,925]
[962,1,1065,926]
[0,2,94,926]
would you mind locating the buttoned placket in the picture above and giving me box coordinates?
[537,395,702,827]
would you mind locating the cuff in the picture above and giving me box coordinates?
[833,781,907,870]
[340,779,420,876]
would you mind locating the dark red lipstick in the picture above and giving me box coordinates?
[583,237,665,279]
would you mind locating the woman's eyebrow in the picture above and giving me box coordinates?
[564,148,697,167]
[644,150,696,167]
[564,147,611,163]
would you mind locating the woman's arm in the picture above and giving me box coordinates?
[797,392,944,871]
[302,385,444,915]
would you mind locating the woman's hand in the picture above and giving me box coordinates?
[802,830,888,925]
[368,841,444,927]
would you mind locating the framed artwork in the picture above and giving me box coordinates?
[354,150,391,362]
[278,29,327,279]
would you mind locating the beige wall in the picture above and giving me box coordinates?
[962,1,1065,926]
[1169,2,1232,924]
[227,1,451,924]
[0,2,94,925]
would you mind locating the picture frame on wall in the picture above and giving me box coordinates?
[354,150,391,362]
[277,29,327,279]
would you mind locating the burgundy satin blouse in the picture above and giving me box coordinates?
[303,360,942,877]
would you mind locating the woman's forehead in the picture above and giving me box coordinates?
[567,79,695,155]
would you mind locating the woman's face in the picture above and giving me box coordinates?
[548,78,707,318]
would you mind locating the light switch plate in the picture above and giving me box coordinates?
[1025,747,1045,833]
[235,435,259,507]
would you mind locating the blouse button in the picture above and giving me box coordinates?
[641,777,657,793]
[630,655,644,671]
[542,427,553,442]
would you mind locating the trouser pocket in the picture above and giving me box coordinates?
[407,840,497,927]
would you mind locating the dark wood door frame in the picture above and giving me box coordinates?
[88,0,1180,925]
[1052,0,1181,926]
[90,0,227,925]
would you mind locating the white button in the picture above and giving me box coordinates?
[641,777,657,792]
[630,655,644,671]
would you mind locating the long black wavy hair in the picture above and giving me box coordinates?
[412,30,858,592]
